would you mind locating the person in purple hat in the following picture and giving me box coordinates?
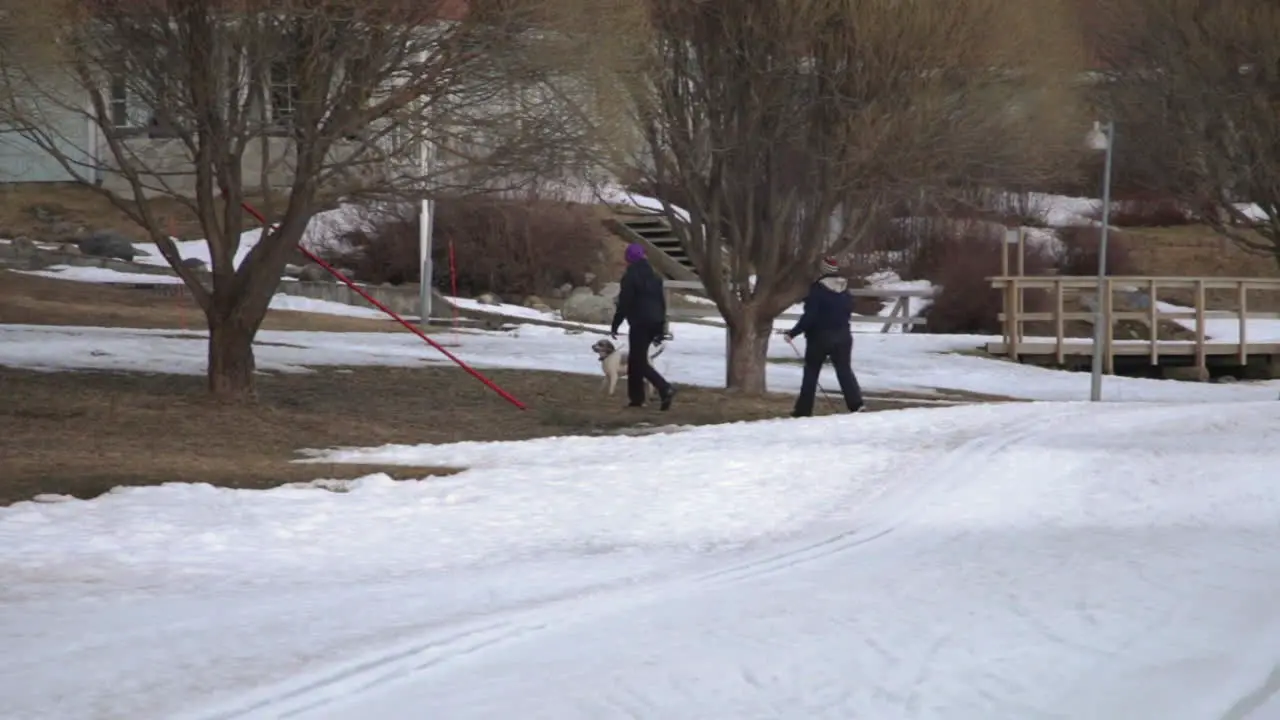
[610,242,676,410]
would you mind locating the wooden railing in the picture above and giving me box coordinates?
[664,279,935,332]
[987,275,1280,376]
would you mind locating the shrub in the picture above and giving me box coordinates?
[624,179,696,215]
[1054,226,1138,277]
[934,188,1049,228]
[900,218,1056,335]
[327,210,420,285]
[325,197,603,298]
[1089,196,1199,227]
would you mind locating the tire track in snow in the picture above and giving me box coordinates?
[693,406,1087,587]
[190,405,1090,720]
[578,406,1102,720]
[181,575,677,720]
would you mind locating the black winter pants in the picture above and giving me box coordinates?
[628,323,671,406]
[794,331,863,417]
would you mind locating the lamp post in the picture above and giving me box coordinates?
[417,139,436,329]
[1086,120,1115,402]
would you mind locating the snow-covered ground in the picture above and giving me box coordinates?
[4,401,1280,719]
[120,203,370,270]
[1156,300,1280,343]
[19,263,187,284]
[6,194,1280,717]
[3,321,1279,402]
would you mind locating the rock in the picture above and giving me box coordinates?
[282,263,304,278]
[523,295,547,309]
[180,257,207,269]
[583,272,597,286]
[560,293,616,324]
[25,203,65,223]
[569,286,594,298]
[297,263,330,282]
[550,282,573,300]
[51,221,84,238]
[57,242,82,256]
[77,230,137,261]
[11,237,38,255]
[477,292,502,306]
[598,281,621,301]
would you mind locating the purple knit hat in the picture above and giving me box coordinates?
[624,243,646,264]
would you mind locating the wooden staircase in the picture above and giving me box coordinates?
[603,205,700,283]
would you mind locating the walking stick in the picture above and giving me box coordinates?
[784,334,837,411]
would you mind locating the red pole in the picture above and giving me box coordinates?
[240,201,528,411]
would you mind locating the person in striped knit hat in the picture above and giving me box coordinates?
[780,255,865,417]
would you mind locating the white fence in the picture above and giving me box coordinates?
[664,280,933,333]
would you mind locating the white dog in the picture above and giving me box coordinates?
[591,337,666,396]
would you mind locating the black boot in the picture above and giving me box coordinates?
[659,386,677,411]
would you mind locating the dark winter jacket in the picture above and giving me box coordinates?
[786,274,854,340]
[611,259,667,333]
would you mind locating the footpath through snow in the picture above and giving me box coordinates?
[4,321,1280,402]
[3,401,1280,719]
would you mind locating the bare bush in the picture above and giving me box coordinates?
[1083,194,1199,228]
[902,220,1056,335]
[1054,226,1138,277]
[329,199,601,298]
[328,211,422,286]
[933,189,1051,228]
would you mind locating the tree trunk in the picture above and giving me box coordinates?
[207,317,257,401]
[725,313,774,394]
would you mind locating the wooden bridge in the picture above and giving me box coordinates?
[987,274,1280,380]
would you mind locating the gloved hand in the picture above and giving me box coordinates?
[661,330,674,342]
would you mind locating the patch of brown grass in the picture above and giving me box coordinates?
[0,271,402,332]
[0,182,304,241]
[0,362,935,506]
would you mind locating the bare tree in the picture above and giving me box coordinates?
[1094,0,1280,265]
[577,0,1087,393]
[0,0,596,400]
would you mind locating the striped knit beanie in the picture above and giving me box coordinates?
[820,256,839,275]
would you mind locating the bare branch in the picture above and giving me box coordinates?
[0,0,611,398]
[1095,0,1280,265]
[558,0,1088,392]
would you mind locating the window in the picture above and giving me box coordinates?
[269,60,300,128]
[106,75,150,132]
[108,76,130,128]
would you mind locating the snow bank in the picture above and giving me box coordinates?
[5,402,1280,719]
[16,265,185,284]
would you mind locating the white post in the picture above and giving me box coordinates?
[1089,120,1115,402]
[419,197,434,326]
[417,137,435,327]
